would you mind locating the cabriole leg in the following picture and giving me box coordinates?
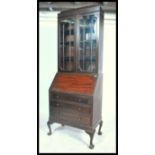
[98,120,103,135]
[47,121,52,135]
[86,130,95,149]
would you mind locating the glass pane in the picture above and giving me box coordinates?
[59,18,75,71]
[79,14,97,72]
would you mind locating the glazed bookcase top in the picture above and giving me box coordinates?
[58,5,103,74]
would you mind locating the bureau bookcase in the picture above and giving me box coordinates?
[47,5,104,149]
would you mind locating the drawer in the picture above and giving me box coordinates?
[50,92,89,105]
[61,102,91,126]
[62,103,91,114]
[62,113,91,126]
[74,97,88,104]
[77,116,90,125]
[49,101,91,126]
[51,93,61,100]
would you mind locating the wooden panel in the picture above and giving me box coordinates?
[62,113,91,126]
[50,92,89,105]
[58,5,101,18]
[62,102,91,114]
[92,74,103,127]
[51,73,96,95]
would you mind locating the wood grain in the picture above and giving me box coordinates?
[51,73,96,95]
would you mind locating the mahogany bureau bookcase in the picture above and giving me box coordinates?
[47,5,104,149]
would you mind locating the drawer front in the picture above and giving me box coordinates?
[62,102,91,126]
[62,103,91,114]
[49,93,92,126]
[50,101,91,115]
[51,93,61,100]
[51,93,89,105]
[62,112,91,126]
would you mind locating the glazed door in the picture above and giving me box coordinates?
[77,14,98,73]
[59,17,76,72]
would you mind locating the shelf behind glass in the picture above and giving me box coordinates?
[80,40,96,43]
[79,56,96,61]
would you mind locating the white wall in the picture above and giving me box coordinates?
[39,11,116,152]
[39,12,58,124]
[103,13,116,122]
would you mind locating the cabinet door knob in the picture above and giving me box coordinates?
[56,95,59,99]
[78,99,81,102]
[56,103,59,106]
[78,118,81,121]
[78,107,81,111]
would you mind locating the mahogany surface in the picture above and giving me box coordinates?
[51,73,96,95]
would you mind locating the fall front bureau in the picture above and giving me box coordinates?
[47,73,103,149]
